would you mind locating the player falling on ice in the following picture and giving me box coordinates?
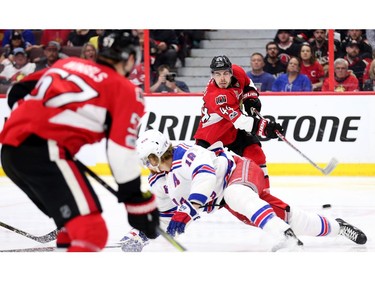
[119,129,367,252]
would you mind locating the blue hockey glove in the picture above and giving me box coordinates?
[167,201,200,237]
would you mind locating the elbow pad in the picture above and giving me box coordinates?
[233,114,255,132]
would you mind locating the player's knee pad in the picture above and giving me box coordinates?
[224,184,276,228]
[224,204,255,226]
[65,212,108,252]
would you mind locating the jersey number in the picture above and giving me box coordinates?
[26,68,99,107]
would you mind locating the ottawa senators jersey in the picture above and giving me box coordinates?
[0,57,145,183]
[193,64,252,145]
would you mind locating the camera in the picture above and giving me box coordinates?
[165,72,176,82]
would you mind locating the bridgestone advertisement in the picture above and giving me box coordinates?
[1,93,374,175]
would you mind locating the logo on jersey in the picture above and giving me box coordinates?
[279,53,291,65]
[229,111,238,120]
[215,95,227,105]
[242,91,258,100]
[257,119,267,136]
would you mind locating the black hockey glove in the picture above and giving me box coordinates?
[252,118,283,139]
[243,97,262,116]
[118,178,160,239]
[124,192,159,239]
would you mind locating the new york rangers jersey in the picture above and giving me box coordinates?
[147,143,235,221]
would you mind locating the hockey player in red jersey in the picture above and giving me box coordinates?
[0,30,159,252]
[191,56,367,242]
[194,55,288,218]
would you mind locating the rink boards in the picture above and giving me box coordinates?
[1,92,375,176]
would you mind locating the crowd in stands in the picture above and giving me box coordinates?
[0,29,204,94]
[0,29,375,94]
[249,29,375,92]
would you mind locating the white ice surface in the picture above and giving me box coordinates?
[1,175,374,280]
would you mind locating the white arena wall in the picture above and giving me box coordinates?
[1,92,374,176]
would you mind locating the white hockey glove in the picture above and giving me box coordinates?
[119,229,150,252]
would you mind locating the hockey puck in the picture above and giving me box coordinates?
[322,204,332,209]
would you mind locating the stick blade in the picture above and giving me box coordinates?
[35,229,59,243]
[323,158,339,175]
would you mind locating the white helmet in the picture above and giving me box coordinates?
[136,129,171,168]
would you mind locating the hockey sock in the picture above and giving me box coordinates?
[287,206,340,237]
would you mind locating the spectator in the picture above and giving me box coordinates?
[80,42,97,62]
[150,30,179,72]
[88,30,105,50]
[2,30,35,51]
[344,40,369,89]
[174,30,202,67]
[128,63,146,89]
[366,29,375,52]
[274,30,301,64]
[150,64,189,93]
[127,30,143,66]
[178,29,205,49]
[34,41,67,71]
[362,52,375,83]
[128,30,155,90]
[322,58,359,92]
[0,30,5,46]
[246,52,275,92]
[292,30,314,43]
[362,59,375,91]
[309,29,343,75]
[299,43,325,91]
[263,41,286,78]
[67,30,97,47]
[341,29,372,61]
[40,29,71,47]
[272,56,312,92]
[0,47,36,86]
[1,30,35,67]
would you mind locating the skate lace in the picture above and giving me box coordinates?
[340,225,358,242]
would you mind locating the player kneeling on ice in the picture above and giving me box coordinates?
[121,129,367,252]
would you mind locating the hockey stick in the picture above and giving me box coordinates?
[0,221,58,243]
[76,159,187,252]
[252,108,338,175]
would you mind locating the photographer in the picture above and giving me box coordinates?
[150,64,190,93]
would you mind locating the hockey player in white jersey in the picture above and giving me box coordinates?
[121,129,367,252]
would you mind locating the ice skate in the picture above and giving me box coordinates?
[119,230,150,252]
[336,218,367,245]
[272,228,304,252]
